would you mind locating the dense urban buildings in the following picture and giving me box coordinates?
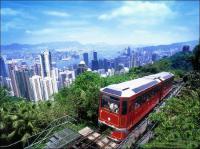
[0,45,191,101]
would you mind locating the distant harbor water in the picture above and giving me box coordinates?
[56,58,81,69]
[22,58,81,69]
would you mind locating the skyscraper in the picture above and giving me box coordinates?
[93,51,98,61]
[98,59,104,69]
[29,75,44,102]
[59,72,67,88]
[33,63,41,76]
[51,68,59,93]
[15,69,33,99]
[7,62,20,96]
[40,51,52,78]
[5,77,14,96]
[83,53,89,66]
[76,61,87,75]
[130,51,136,68]
[127,47,131,56]
[103,59,109,71]
[42,77,54,100]
[59,70,75,88]
[0,56,7,77]
[92,60,99,71]
[92,51,99,71]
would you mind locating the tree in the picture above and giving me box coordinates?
[192,44,200,71]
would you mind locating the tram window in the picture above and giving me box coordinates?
[137,96,143,104]
[152,89,156,96]
[148,92,151,99]
[110,96,119,101]
[101,95,120,114]
[150,90,153,97]
[142,94,147,102]
[135,102,140,109]
[146,92,151,100]
[122,101,127,115]
[134,96,142,108]
[155,87,160,92]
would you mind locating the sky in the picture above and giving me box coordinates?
[1,0,199,45]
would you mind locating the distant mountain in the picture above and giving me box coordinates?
[141,40,199,52]
[0,41,83,52]
[1,40,199,55]
[0,41,144,58]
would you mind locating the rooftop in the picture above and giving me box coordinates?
[101,72,174,97]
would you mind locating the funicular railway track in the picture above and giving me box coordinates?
[117,80,184,149]
[71,80,184,149]
[68,127,117,149]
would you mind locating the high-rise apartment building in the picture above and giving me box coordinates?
[127,47,131,56]
[93,51,98,61]
[76,61,87,75]
[42,77,54,100]
[29,75,44,102]
[15,69,33,99]
[0,56,7,77]
[92,51,99,71]
[51,68,59,93]
[83,53,89,66]
[7,62,20,96]
[40,51,52,78]
[59,70,75,88]
[33,62,41,76]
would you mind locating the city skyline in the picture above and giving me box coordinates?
[1,0,199,45]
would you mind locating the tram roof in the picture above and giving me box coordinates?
[144,72,174,81]
[101,72,174,97]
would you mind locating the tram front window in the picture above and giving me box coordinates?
[101,95,120,114]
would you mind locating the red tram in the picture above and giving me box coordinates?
[98,72,174,141]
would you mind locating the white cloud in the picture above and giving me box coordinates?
[1,8,35,19]
[1,8,20,16]
[43,10,70,17]
[99,1,174,22]
[1,18,27,32]
[25,28,57,35]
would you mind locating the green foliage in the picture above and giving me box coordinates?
[0,90,69,146]
[192,44,200,71]
[184,71,200,92]
[170,51,193,71]
[143,73,200,149]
